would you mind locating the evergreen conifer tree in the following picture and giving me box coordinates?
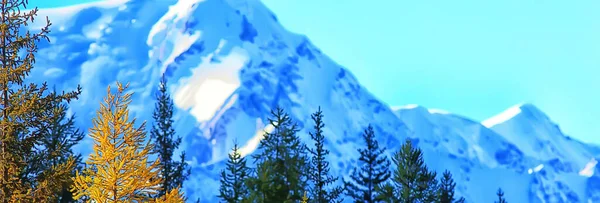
[0,0,82,201]
[375,183,395,203]
[307,107,343,203]
[71,82,183,202]
[37,97,85,202]
[495,188,507,203]
[344,125,391,203]
[438,170,465,203]
[387,139,438,203]
[150,75,190,198]
[218,141,250,203]
[246,107,310,203]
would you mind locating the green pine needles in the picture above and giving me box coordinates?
[344,125,391,203]
[219,141,250,203]
[307,107,343,203]
[150,75,190,199]
[213,106,510,203]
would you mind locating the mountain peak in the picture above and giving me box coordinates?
[481,103,549,128]
[518,103,545,114]
[34,0,600,201]
[390,104,451,115]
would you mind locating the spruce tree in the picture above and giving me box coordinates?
[246,107,310,203]
[388,139,438,203]
[307,107,343,203]
[20,92,84,202]
[495,188,507,203]
[344,125,391,203]
[438,170,465,203]
[218,141,250,203]
[37,96,85,203]
[375,183,396,203]
[150,75,190,198]
[71,82,184,202]
[0,0,82,201]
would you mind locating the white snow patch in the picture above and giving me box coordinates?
[147,0,204,45]
[578,158,597,177]
[428,108,450,114]
[391,104,419,111]
[527,164,544,174]
[392,105,450,114]
[148,24,168,46]
[390,106,402,111]
[176,80,236,121]
[481,104,523,127]
[214,39,227,54]
[159,31,202,72]
[470,144,496,167]
[118,3,127,11]
[173,47,248,122]
[534,164,544,172]
[239,123,274,158]
[201,93,238,130]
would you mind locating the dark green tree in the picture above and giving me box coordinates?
[375,183,395,203]
[150,75,190,198]
[386,139,438,203]
[344,125,391,203]
[246,107,310,203]
[307,107,343,203]
[495,188,507,203]
[21,90,84,202]
[438,170,465,203]
[218,141,250,203]
[38,94,85,203]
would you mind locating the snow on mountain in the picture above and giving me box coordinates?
[482,103,592,167]
[27,0,599,202]
[392,105,534,202]
[481,103,600,202]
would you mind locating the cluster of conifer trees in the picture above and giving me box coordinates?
[218,107,510,203]
[0,0,511,202]
[0,1,189,201]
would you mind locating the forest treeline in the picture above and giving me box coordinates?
[0,0,509,202]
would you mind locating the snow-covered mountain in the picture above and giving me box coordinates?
[28,0,600,202]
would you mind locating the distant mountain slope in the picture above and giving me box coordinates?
[28,0,600,202]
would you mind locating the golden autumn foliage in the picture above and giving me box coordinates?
[154,187,185,203]
[0,0,82,202]
[71,82,183,202]
[301,191,308,203]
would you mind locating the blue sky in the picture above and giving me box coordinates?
[31,0,599,144]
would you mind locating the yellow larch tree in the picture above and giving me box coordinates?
[0,0,82,202]
[71,82,183,202]
[154,187,186,203]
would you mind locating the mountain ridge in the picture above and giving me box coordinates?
[29,0,600,202]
